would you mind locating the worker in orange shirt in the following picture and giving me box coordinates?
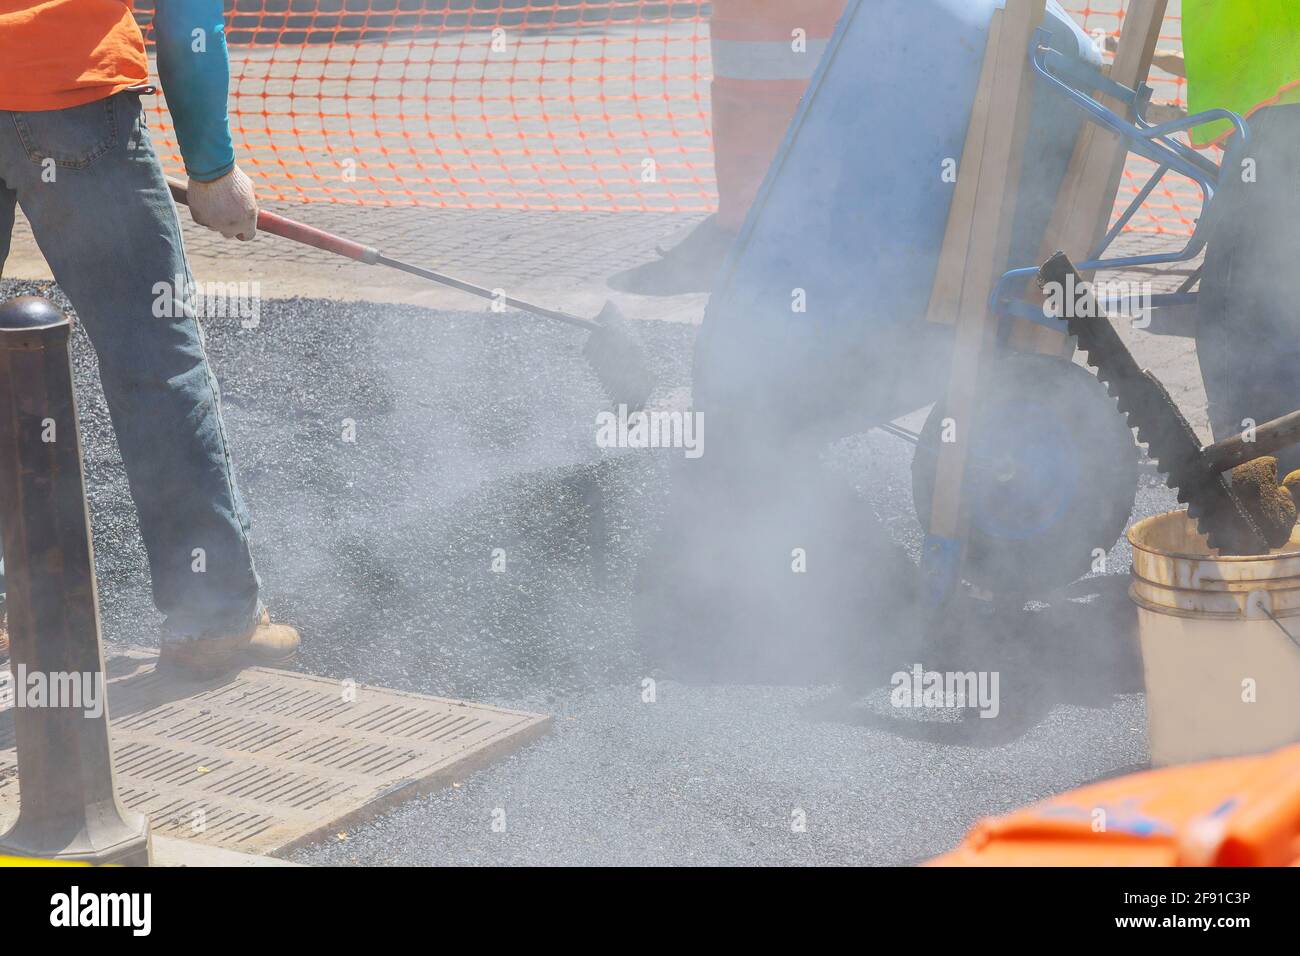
[609,0,848,296]
[0,1,298,673]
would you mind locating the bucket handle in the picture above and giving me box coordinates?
[1250,593,1300,653]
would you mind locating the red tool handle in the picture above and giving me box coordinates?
[166,177,379,264]
[165,176,598,332]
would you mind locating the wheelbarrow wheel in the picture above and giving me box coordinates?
[910,352,1139,597]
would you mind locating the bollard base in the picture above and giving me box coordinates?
[0,807,153,866]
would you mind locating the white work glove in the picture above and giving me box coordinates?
[187,165,258,241]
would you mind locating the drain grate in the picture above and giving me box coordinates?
[0,651,549,856]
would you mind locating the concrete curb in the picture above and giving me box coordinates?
[151,836,301,867]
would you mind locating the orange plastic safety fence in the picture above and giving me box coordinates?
[136,0,715,212]
[135,1,1202,235]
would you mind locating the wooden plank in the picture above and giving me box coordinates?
[1008,0,1170,354]
[926,0,1047,541]
[925,13,1004,327]
[1059,0,1169,255]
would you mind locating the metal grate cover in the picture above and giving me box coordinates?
[0,651,549,857]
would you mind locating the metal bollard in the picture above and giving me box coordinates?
[0,296,151,866]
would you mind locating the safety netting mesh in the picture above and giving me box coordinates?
[134,1,1201,234]
[1065,2,1202,239]
[135,0,714,213]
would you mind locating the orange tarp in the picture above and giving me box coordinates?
[932,744,1300,866]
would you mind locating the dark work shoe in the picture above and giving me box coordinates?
[607,215,736,296]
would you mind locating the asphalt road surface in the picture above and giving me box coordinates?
[2,277,1175,865]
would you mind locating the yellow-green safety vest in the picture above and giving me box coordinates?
[1183,0,1300,146]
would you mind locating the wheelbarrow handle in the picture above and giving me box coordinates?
[165,176,380,265]
[1204,409,1300,474]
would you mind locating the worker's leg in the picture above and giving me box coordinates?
[0,180,13,597]
[0,177,14,275]
[709,0,846,231]
[1198,104,1300,477]
[609,0,847,296]
[0,92,261,641]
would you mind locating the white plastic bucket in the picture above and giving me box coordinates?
[1129,510,1300,766]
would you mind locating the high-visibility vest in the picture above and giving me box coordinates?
[710,0,848,229]
[1183,0,1300,147]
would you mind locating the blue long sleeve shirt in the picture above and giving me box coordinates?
[153,0,236,182]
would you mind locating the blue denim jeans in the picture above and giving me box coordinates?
[0,91,261,641]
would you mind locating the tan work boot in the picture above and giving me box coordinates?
[158,609,300,679]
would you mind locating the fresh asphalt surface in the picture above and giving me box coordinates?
[1,278,1178,866]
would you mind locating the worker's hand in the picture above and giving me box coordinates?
[186,165,258,241]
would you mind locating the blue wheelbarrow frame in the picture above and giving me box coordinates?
[922,28,1251,602]
[991,28,1248,335]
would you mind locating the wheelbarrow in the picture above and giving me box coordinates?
[910,21,1258,601]
[688,0,1263,607]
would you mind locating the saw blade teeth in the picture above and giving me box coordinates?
[1043,255,1270,556]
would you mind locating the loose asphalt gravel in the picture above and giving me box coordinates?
[1,277,1179,866]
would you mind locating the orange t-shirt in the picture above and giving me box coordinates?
[0,1,149,111]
